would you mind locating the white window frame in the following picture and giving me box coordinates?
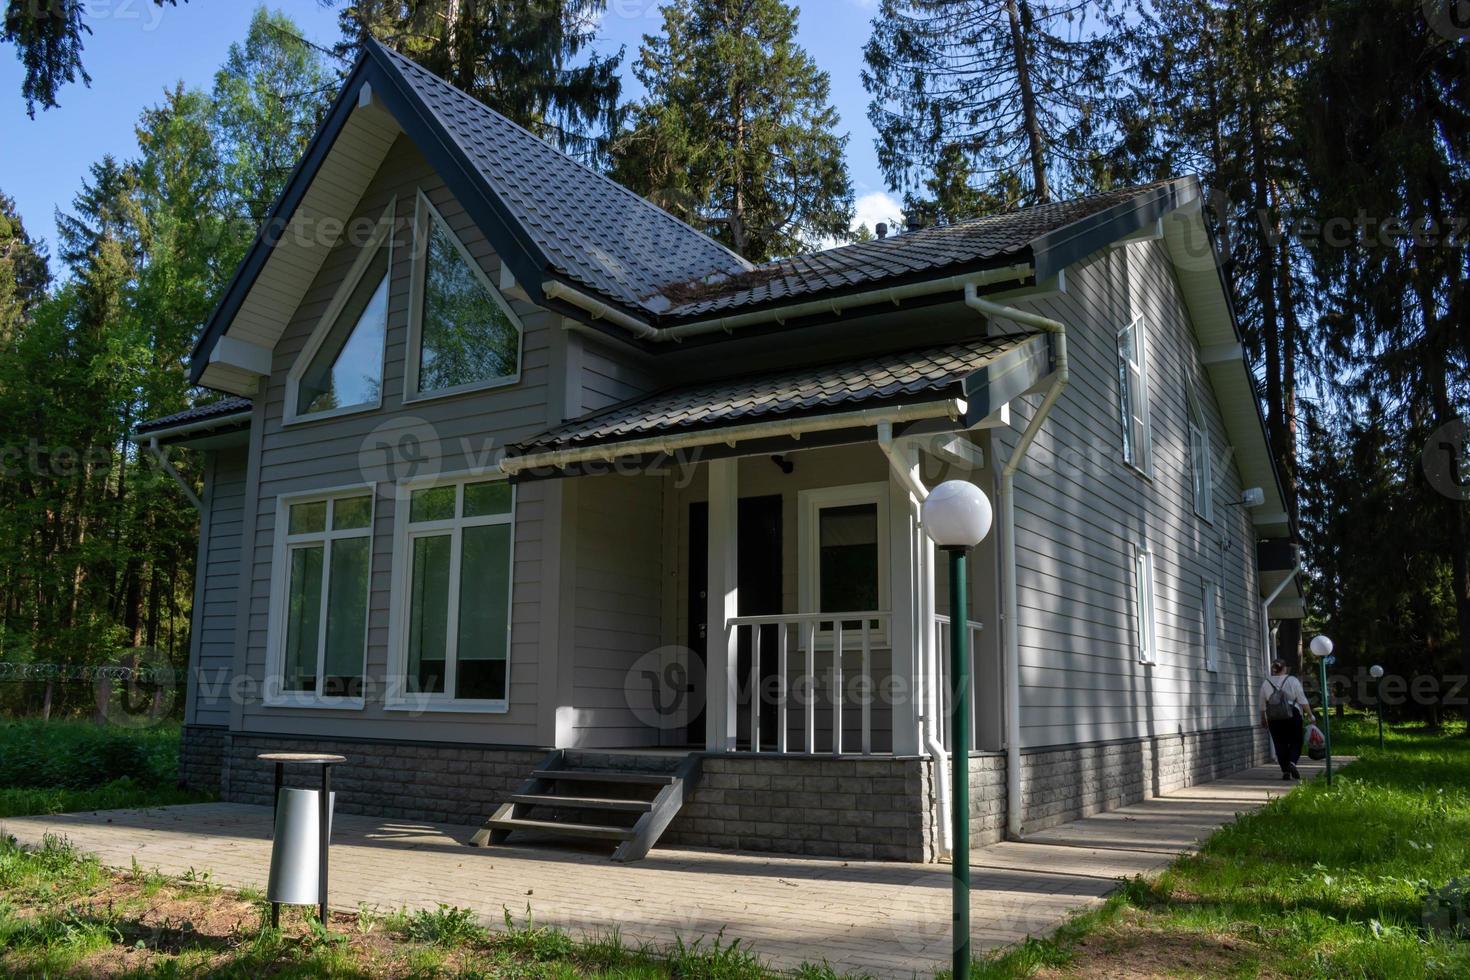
[798,482,891,644]
[264,484,376,709]
[1202,577,1223,673]
[385,470,515,712]
[1117,247,1153,475]
[404,189,524,404]
[1132,544,1158,665]
[284,200,395,425]
[1188,386,1214,523]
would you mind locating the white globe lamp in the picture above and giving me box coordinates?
[921,480,993,551]
[1369,664,1384,680]
[1309,635,1334,659]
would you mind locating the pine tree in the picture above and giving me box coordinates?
[0,191,49,340]
[862,0,1120,207]
[610,0,853,262]
[334,0,622,164]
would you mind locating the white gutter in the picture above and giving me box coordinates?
[964,282,1070,841]
[877,423,952,859]
[130,411,251,444]
[541,263,1034,344]
[502,398,966,476]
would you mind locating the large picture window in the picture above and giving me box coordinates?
[393,476,514,706]
[407,191,522,400]
[287,203,392,422]
[268,490,374,703]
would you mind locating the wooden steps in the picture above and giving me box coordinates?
[470,751,701,862]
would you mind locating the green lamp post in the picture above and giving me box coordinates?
[921,480,993,980]
[1309,635,1334,785]
[1369,665,1385,750]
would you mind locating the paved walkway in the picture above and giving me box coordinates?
[1,762,1321,977]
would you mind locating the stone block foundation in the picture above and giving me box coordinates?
[177,724,1269,861]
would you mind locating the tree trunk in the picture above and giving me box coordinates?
[1006,0,1050,203]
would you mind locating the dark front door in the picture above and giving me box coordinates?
[686,495,783,748]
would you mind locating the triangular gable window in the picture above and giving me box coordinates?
[409,191,522,398]
[289,202,393,421]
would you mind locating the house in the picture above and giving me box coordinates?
[141,39,1302,864]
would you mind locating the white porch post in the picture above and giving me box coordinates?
[706,458,739,751]
[889,463,921,756]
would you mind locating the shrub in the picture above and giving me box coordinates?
[0,721,178,790]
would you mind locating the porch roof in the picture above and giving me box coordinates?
[502,333,1049,477]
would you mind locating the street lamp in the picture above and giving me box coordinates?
[1369,664,1385,750]
[1309,635,1334,785]
[921,480,993,980]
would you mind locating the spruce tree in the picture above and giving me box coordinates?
[610,0,853,262]
[334,0,622,164]
[862,0,1120,207]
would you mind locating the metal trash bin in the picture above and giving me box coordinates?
[267,788,335,907]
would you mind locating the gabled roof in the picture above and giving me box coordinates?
[189,38,1195,388]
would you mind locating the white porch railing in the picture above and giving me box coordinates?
[727,611,890,756]
[934,613,984,754]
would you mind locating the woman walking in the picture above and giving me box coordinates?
[1261,659,1314,780]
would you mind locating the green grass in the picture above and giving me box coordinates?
[972,715,1470,978]
[0,720,210,818]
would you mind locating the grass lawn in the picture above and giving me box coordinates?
[3,716,1470,976]
[976,715,1470,979]
[0,719,211,818]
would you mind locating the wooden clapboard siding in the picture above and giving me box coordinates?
[237,134,557,744]
[187,447,248,727]
[998,242,1262,750]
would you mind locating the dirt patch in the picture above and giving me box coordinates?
[1035,909,1282,979]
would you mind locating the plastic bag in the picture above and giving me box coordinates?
[1306,723,1326,760]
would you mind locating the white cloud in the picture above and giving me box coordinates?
[852,191,904,235]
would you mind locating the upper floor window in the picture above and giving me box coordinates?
[267,489,374,704]
[407,191,523,400]
[287,203,392,422]
[1116,247,1152,473]
[1188,389,1214,522]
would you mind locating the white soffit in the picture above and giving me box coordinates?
[198,102,401,394]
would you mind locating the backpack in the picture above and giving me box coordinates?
[1265,677,1297,722]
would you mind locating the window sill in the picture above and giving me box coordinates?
[1122,459,1153,482]
[384,698,509,714]
[403,374,520,406]
[282,400,381,428]
[262,696,365,710]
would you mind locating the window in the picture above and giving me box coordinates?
[1132,546,1157,664]
[799,484,890,636]
[1188,389,1214,522]
[392,476,514,706]
[1202,578,1223,672]
[407,191,522,399]
[287,203,392,421]
[268,490,374,703]
[1116,248,1151,472]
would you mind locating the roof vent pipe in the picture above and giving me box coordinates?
[875,222,887,240]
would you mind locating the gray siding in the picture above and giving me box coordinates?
[188,447,248,727]
[239,134,560,744]
[1000,242,1263,749]
[567,473,666,745]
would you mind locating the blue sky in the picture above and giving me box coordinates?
[0,0,903,264]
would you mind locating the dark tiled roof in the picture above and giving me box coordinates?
[510,334,1039,455]
[136,397,253,435]
[379,44,753,311]
[655,182,1179,318]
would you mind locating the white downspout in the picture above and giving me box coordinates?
[877,422,952,858]
[964,283,1069,840]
